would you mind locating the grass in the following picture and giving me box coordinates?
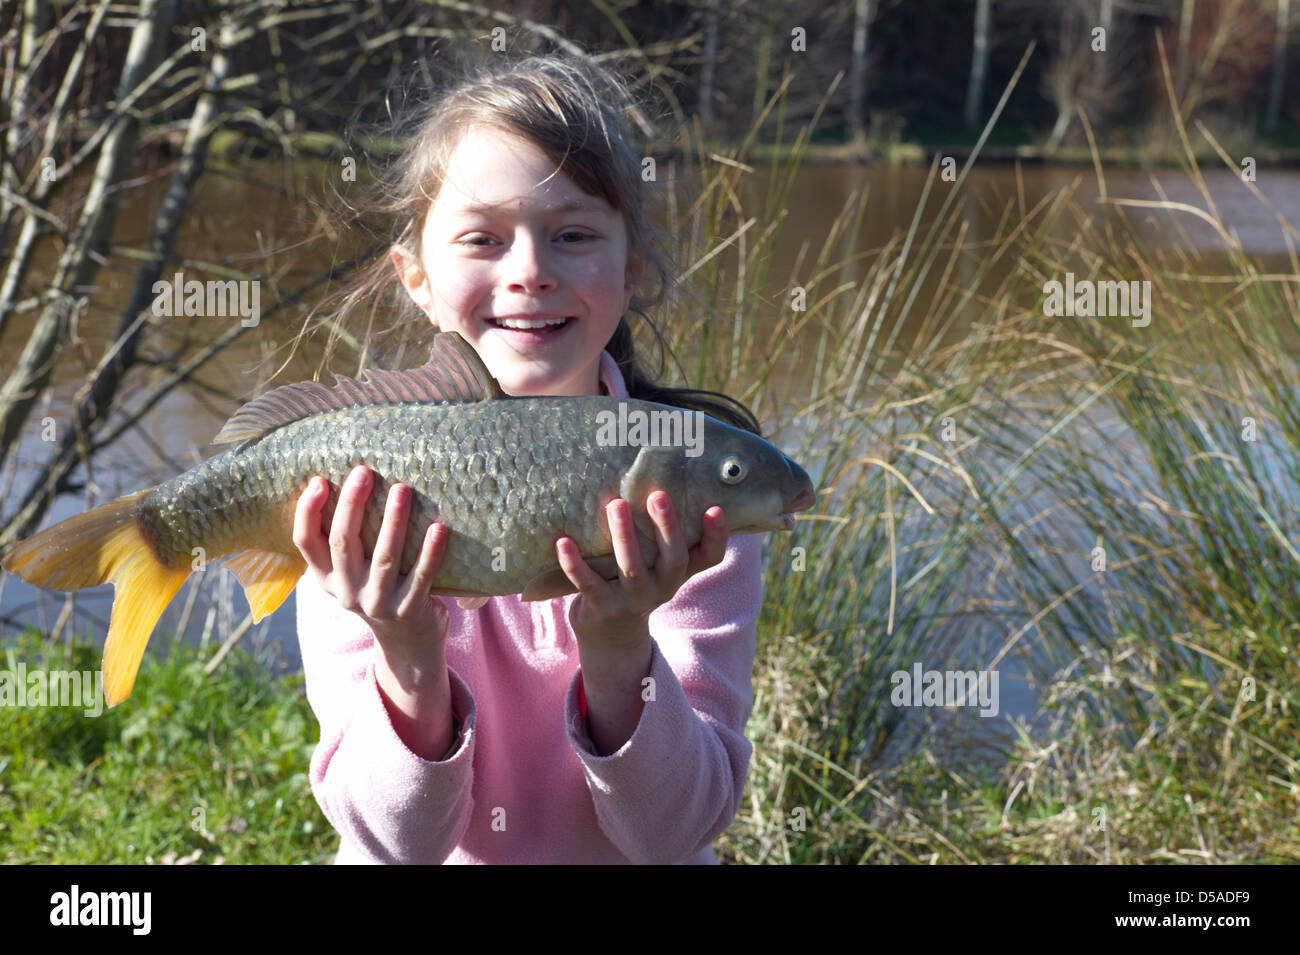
[0,630,333,864]
[718,622,1300,864]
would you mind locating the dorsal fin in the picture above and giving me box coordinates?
[212,332,505,445]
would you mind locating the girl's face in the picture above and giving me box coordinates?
[393,125,643,397]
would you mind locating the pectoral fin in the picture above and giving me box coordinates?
[224,549,308,621]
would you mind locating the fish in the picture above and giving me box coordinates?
[2,331,816,706]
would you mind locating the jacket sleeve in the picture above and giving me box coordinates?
[564,533,762,863]
[295,572,476,864]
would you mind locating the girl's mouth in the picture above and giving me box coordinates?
[486,316,574,340]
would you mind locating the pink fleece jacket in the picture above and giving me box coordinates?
[295,351,762,864]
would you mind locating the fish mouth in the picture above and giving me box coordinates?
[732,513,799,534]
[731,472,815,534]
[787,485,815,513]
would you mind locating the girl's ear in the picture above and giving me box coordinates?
[391,244,432,312]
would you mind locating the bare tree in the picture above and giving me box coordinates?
[1176,0,1197,94]
[848,0,877,144]
[1042,0,1141,152]
[1265,0,1291,130]
[0,0,659,560]
[964,0,993,128]
[0,0,180,499]
[1043,2,1093,151]
[700,0,721,133]
[1172,0,1276,121]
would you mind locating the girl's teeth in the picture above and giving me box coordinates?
[495,317,569,330]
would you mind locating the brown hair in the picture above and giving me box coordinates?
[330,53,761,435]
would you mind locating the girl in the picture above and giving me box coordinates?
[292,55,767,864]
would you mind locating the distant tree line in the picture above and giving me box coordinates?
[3,3,1296,156]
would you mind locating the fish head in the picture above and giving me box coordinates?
[685,421,816,536]
[617,416,814,539]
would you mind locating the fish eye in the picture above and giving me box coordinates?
[720,456,746,485]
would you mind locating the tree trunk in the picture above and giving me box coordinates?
[0,0,177,482]
[1266,0,1291,132]
[0,0,52,248]
[751,0,772,128]
[964,0,992,128]
[848,0,876,143]
[1176,0,1196,96]
[1045,105,1072,153]
[1090,0,1114,119]
[699,0,720,134]
[3,18,233,548]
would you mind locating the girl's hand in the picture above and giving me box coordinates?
[556,491,729,646]
[295,465,458,761]
[293,465,451,652]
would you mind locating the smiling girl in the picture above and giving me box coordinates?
[293,55,771,864]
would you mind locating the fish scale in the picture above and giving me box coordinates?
[138,399,645,594]
[2,332,816,706]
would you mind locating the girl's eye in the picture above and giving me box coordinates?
[461,232,588,247]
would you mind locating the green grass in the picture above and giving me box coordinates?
[0,631,334,864]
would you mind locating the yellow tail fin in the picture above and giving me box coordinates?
[2,491,189,706]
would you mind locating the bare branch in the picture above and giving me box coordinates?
[0,0,179,525]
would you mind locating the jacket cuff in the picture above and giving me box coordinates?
[563,639,684,765]
[353,660,476,769]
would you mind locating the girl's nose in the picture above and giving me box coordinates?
[504,233,556,295]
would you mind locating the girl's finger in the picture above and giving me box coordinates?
[687,506,729,577]
[647,491,688,586]
[365,482,412,600]
[606,499,649,593]
[328,465,373,591]
[396,521,449,617]
[292,477,333,576]
[555,535,606,598]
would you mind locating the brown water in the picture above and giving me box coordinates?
[11,158,1300,453]
[3,157,1298,711]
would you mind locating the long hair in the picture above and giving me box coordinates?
[327,52,762,435]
